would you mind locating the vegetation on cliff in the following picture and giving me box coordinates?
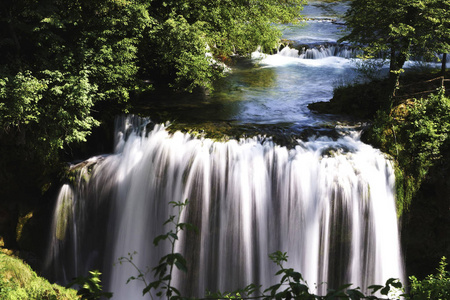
[0,251,78,299]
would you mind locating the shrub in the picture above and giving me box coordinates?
[408,257,450,299]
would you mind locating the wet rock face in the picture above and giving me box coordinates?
[166,121,352,149]
[403,163,450,279]
[0,208,11,243]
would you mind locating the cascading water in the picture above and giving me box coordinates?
[45,117,404,298]
[44,1,405,298]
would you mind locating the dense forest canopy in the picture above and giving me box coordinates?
[0,0,305,221]
[340,0,450,95]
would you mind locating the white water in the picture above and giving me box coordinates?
[46,117,404,298]
[45,1,405,298]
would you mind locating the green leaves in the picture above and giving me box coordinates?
[343,0,450,77]
[0,71,45,128]
[68,270,113,300]
[0,69,99,164]
[408,257,450,300]
[139,0,306,92]
[123,200,196,300]
[405,89,450,175]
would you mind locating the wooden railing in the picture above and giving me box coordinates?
[394,76,450,100]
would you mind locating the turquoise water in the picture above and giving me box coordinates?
[143,1,359,130]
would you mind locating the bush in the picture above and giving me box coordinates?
[364,89,450,214]
[408,257,450,299]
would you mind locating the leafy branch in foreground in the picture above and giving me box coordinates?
[408,256,450,299]
[120,199,197,300]
[208,251,402,300]
[67,270,112,300]
[118,200,450,299]
[121,200,406,300]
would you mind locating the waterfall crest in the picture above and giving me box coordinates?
[45,116,404,298]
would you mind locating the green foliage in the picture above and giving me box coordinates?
[408,257,450,300]
[120,200,196,300]
[261,251,403,300]
[410,0,450,68]
[139,0,306,91]
[340,0,450,96]
[0,0,306,209]
[309,79,392,119]
[0,69,99,163]
[142,13,218,92]
[397,90,450,209]
[340,0,413,65]
[208,250,403,299]
[0,0,153,214]
[0,252,79,300]
[364,89,450,214]
[68,270,112,300]
[405,90,450,169]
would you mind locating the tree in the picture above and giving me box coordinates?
[342,0,450,96]
[138,0,306,91]
[340,0,418,99]
[0,0,152,161]
[412,0,450,76]
[0,0,152,249]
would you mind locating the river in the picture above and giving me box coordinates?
[44,1,405,299]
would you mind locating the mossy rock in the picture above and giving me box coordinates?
[0,251,79,299]
[308,79,391,120]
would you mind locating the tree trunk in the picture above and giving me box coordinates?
[441,53,447,78]
[388,48,402,102]
[388,46,409,108]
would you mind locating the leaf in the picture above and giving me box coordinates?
[290,271,303,283]
[289,282,309,295]
[243,283,261,295]
[153,233,169,246]
[178,222,198,233]
[171,286,181,296]
[275,269,285,276]
[174,260,187,273]
[143,281,161,295]
[391,280,403,289]
[264,283,281,296]
[153,262,168,278]
[126,276,136,284]
[347,288,365,300]
[269,251,288,264]
[169,232,178,240]
[368,284,383,294]
[381,285,390,295]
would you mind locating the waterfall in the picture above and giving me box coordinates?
[277,45,357,59]
[45,116,404,298]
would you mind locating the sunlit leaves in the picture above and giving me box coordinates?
[139,0,306,91]
[409,257,450,299]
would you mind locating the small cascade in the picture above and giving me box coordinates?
[277,44,358,59]
[45,116,404,298]
[44,184,76,284]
